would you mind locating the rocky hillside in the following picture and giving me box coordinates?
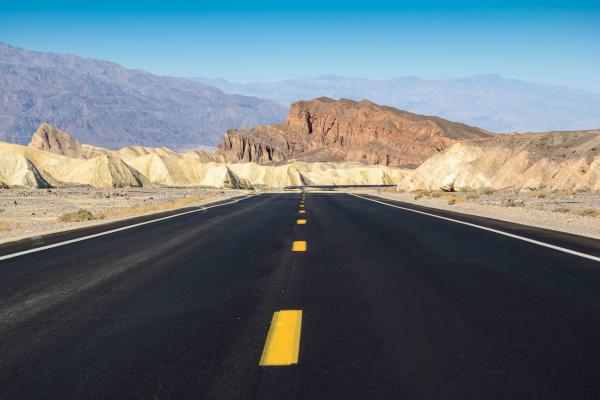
[1,124,407,189]
[27,123,224,163]
[221,97,492,167]
[401,130,600,191]
[0,42,287,149]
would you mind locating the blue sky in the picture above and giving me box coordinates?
[1,0,599,91]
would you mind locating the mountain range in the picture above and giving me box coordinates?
[194,75,600,133]
[0,42,287,149]
[3,41,599,153]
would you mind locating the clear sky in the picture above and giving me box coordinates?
[1,0,599,91]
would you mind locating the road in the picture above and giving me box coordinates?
[1,192,600,399]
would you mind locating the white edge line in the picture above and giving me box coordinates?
[0,194,260,262]
[349,193,600,263]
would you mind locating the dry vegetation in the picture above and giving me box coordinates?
[100,196,207,219]
[574,208,600,217]
[57,195,221,222]
[412,189,466,204]
[0,187,242,245]
[58,209,103,223]
[0,221,12,231]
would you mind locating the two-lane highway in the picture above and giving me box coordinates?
[1,193,600,399]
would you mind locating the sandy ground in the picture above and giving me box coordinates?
[0,187,249,245]
[351,188,600,239]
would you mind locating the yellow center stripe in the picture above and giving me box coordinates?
[297,219,307,225]
[292,241,307,251]
[259,310,303,366]
[298,210,305,214]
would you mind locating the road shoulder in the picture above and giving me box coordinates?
[352,189,600,240]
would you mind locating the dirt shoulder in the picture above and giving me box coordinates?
[0,187,250,245]
[350,188,600,240]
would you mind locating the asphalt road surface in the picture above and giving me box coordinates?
[1,193,600,399]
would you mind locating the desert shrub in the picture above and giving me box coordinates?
[100,196,208,219]
[479,187,496,195]
[574,208,600,217]
[465,193,481,200]
[58,209,102,223]
[502,198,524,207]
[437,194,464,204]
[414,194,423,200]
[552,207,570,214]
[447,199,456,205]
[0,221,12,231]
[537,193,546,198]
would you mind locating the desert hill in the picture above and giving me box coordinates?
[29,123,111,158]
[28,124,226,163]
[221,97,492,167]
[1,124,408,189]
[4,118,600,192]
[400,130,600,191]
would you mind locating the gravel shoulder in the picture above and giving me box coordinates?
[2,187,598,245]
[350,188,600,240]
[0,187,249,245]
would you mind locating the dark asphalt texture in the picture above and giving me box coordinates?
[1,193,600,399]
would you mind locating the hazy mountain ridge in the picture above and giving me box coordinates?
[193,74,600,133]
[0,42,287,149]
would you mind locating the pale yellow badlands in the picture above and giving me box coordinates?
[3,124,599,191]
[0,140,408,189]
[399,133,600,192]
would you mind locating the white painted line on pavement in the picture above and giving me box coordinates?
[350,193,600,263]
[0,194,260,262]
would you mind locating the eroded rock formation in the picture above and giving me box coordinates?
[1,124,409,189]
[221,97,492,167]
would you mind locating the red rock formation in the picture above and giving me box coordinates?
[220,97,493,167]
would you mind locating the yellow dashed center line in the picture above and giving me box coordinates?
[259,310,303,366]
[264,199,305,366]
[292,240,307,251]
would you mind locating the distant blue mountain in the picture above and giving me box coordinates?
[193,74,600,133]
[0,42,287,148]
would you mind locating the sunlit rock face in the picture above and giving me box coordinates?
[221,97,492,168]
